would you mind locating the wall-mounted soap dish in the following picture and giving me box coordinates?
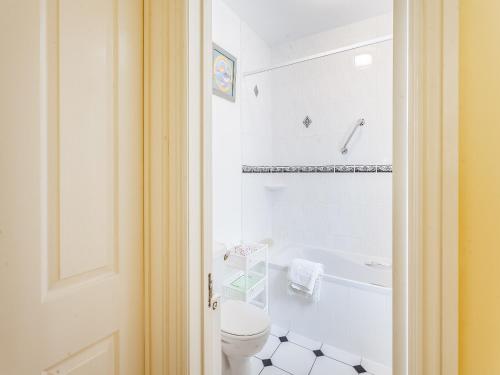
[264,184,287,191]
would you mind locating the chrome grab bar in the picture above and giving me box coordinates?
[341,118,365,154]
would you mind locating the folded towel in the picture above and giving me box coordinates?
[288,275,323,303]
[287,258,324,301]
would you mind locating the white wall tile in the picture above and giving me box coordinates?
[212,0,272,247]
[241,17,393,261]
[212,0,243,246]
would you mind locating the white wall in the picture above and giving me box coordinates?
[212,0,272,246]
[271,13,392,64]
[239,24,274,245]
[241,15,393,261]
[212,4,393,259]
[212,0,242,246]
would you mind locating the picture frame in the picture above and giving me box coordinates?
[212,43,237,102]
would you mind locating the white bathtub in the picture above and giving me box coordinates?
[270,245,392,290]
[268,245,392,374]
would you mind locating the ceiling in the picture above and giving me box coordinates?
[222,0,392,46]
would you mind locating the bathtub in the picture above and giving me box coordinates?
[268,245,392,374]
[270,245,392,290]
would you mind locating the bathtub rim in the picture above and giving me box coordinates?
[268,259,392,296]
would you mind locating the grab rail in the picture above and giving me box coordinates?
[341,118,365,154]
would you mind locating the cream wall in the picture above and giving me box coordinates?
[460,0,500,373]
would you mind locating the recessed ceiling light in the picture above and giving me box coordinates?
[354,54,373,68]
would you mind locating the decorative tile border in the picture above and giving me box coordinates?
[242,164,392,174]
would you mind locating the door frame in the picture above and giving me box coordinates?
[143,0,459,374]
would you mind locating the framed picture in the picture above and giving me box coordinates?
[213,43,237,102]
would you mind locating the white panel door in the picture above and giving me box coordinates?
[0,0,143,374]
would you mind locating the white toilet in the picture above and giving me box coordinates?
[221,300,271,375]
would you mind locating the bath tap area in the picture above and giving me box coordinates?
[212,1,393,374]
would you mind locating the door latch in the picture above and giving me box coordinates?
[208,273,219,311]
[208,273,214,308]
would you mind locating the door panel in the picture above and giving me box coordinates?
[44,0,118,289]
[0,0,143,374]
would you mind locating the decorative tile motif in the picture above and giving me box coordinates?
[353,364,368,374]
[252,330,381,375]
[335,165,355,173]
[376,165,392,173]
[354,165,377,173]
[303,116,312,128]
[316,165,336,173]
[242,164,393,174]
[262,359,273,367]
[313,350,324,357]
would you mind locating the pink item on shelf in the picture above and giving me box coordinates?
[232,244,259,257]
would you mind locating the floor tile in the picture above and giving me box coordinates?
[313,349,324,357]
[272,342,316,375]
[249,356,264,375]
[287,331,322,350]
[263,359,273,367]
[361,357,391,375]
[271,324,288,337]
[353,364,368,374]
[260,366,290,375]
[310,356,358,375]
[256,335,281,360]
[322,343,361,366]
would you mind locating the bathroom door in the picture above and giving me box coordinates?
[0,0,144,374]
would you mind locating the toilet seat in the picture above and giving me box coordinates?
[221,300,270,338]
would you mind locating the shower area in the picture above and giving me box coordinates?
[241,40,393,374]
[212,1,393,373]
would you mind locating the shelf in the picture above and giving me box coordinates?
[225,243,268,270]
[230,273,262,292]
[223,271,266,302]
[222,243,269,310]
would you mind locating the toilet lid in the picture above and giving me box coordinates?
[221,300,270,337]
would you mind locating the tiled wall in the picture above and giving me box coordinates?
[212,0,273,246]
[241,16,393,261]
[212,0,242,246]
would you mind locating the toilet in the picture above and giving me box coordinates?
[221,300,271,375]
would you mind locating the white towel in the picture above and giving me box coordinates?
[287,258,324,302]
